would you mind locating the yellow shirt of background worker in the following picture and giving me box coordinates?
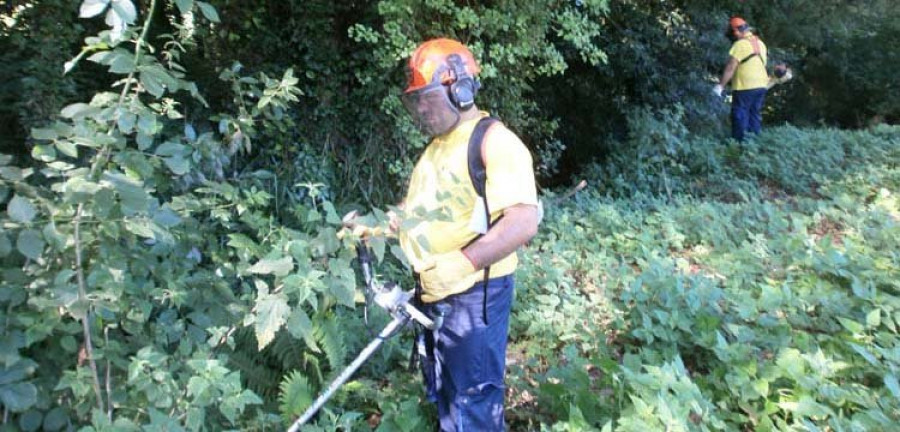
[399,111,538,302]
[728,35,768,91]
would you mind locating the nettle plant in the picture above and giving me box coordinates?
[0,1,363,430]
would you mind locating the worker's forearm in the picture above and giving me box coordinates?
[463,205,538,270]
[719,58,738,86]
[719,69,734,86]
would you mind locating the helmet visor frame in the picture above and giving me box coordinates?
[400,82,461,137]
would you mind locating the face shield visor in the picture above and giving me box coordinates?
[401,82,461,137]
[724,25,738,42]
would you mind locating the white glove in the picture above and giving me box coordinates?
[768,69,794,89]
[781,69,793,82]
[713,84,724,97]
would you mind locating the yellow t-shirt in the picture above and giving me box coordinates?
[400,112,539,302]
[729,34,768,91]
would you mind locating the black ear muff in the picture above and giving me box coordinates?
[446,53,479,111]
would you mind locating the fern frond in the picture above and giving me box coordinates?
[303,352,324,386]
[315,315,347,372]
[278,370,314,421]
[269,330,308,371]
[229,349,281,400]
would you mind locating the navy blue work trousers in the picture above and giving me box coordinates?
[418,275,515,432]
[731,87,767,141]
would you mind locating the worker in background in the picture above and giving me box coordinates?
[714,16,770,142]
[399,38,540,431]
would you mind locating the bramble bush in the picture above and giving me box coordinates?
[0,2,387,430]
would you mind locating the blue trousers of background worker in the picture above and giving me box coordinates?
[418,275,515,432]
[731,87,767,141]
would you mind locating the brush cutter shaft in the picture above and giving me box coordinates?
[287,315,409,432]
[287,242,440,429]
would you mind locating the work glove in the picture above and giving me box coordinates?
[777,68,793,83]
[767,69,794,89]
[415,250,482,302]
[337,210,396,240]
[713,84,724,97]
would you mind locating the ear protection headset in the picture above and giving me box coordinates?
[446,53,480,111]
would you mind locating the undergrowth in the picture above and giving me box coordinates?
[507,123,900,430]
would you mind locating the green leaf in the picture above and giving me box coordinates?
[255,292,290,349]
[323,201,340,225]
[19,410,42,432]
[250,257,294,277]
[186,407,205,432]
[837,317,864,334]
[780,395,831,418]
[105,9,125,39]
[31,128,58,141]
[8,195,37,223]
[186,376,209,399]
[137,131,153,150]
[102,172,150,215]
[64,176,103,199]
[60,103,100,119]
[79,0,110,18]
[16,230,44,260]
[31,145,57,162]
[42,222,67,252]
[108,50,136,74]
[0,382,37,413]
[152,206,181,228]
[286,308,317,351]
[849,343,879,366]
[139,65,179,98]
[163,156,190,175]
[327,276,356,308]
[884,374,900,401]
[124,218,155,239]
[775,348,805,380]
[140,70,165,97]
[117,111,136,133]
[110,0,137,24]
[137,114,159,136]
[175,0,193,14]
[55,141,79,159]
[866,309,881,328]
[43,407,68,431]
[0,166,28,181]
[196,2,220,23]
[0,232,11,257]
[0,360,36,386]
[155,142,187,157]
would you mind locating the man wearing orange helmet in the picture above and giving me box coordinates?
[714,16,770,141]
[398,38,540,431]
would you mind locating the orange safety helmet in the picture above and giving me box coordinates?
[405,38,480,93]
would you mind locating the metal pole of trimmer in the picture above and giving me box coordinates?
[287,314,409,431]
[286,241,439,431]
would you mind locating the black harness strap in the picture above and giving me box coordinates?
[467,116,500,325]
[739,35,765,66]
